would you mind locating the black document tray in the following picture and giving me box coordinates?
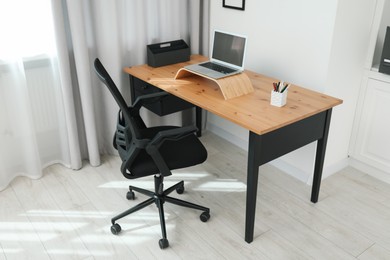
[147,40,190,67]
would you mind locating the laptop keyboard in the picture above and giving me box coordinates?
[199,62,237,74]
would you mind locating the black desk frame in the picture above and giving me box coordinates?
[129,74,333,244]
[245,109,332,242]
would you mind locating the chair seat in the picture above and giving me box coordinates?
[129,126,207,178]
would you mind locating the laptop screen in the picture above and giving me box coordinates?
[212,31,247,68]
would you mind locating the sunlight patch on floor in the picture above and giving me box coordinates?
[0,232,57,241]
[99,171,211,189]
[110,211,173,222]
[193,179,246,192]
[46,249,110,257]
[168,171,211,180]
[98,181,152,189]
[0,222,85,230]
[1,248,22,254]
[22,210,114,218]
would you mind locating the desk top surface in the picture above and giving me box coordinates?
[124,55,342,135]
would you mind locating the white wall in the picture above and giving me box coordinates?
[323,0,376,175]
[207,0,376,182]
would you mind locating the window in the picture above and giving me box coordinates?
[0,0,56,60]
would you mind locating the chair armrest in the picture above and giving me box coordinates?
[148,125,198,149]
[132,92,169,111]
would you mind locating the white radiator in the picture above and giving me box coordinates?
[0,58,67,167]
[23,59,61,133]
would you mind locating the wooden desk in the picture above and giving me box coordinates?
[124,55,343,243]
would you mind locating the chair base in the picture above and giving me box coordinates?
[110,174,210,249]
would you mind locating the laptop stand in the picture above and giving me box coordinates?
[174,68,254,100]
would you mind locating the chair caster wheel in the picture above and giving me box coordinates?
[159,238,169,249]
[126,191,135,200]
[111,223,121,235]
[176,185,184,194]
[200,211,210,222]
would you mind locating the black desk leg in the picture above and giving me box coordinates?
[129,75,135,103]
[245,132,262,243]
[311,109,332,203]
[196,106,202,137]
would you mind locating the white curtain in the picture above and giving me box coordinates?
[0,0,209,191]
[0,0,71,190]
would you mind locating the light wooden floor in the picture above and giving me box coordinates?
[1,132,390,259]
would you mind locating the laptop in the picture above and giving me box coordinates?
[185,30,247,79]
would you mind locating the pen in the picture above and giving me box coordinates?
[281,84,290,93]
[273,82,277,91]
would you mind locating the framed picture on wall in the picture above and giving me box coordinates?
[223,0,245,11]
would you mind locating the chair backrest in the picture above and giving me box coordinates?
[94,58,143,177]
[94,58,130,117]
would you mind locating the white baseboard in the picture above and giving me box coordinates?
[207,122,350,184]
[349,158,390,185]
[269,157,349,184]
[206,122,248,151]
[304,157,350,185]
[322,157,350,179]
[269,159,311,183]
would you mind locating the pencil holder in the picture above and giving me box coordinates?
[270,90,288,107]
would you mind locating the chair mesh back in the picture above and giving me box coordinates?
[94,58,140,176]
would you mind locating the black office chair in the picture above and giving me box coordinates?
[93,58,210,249]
